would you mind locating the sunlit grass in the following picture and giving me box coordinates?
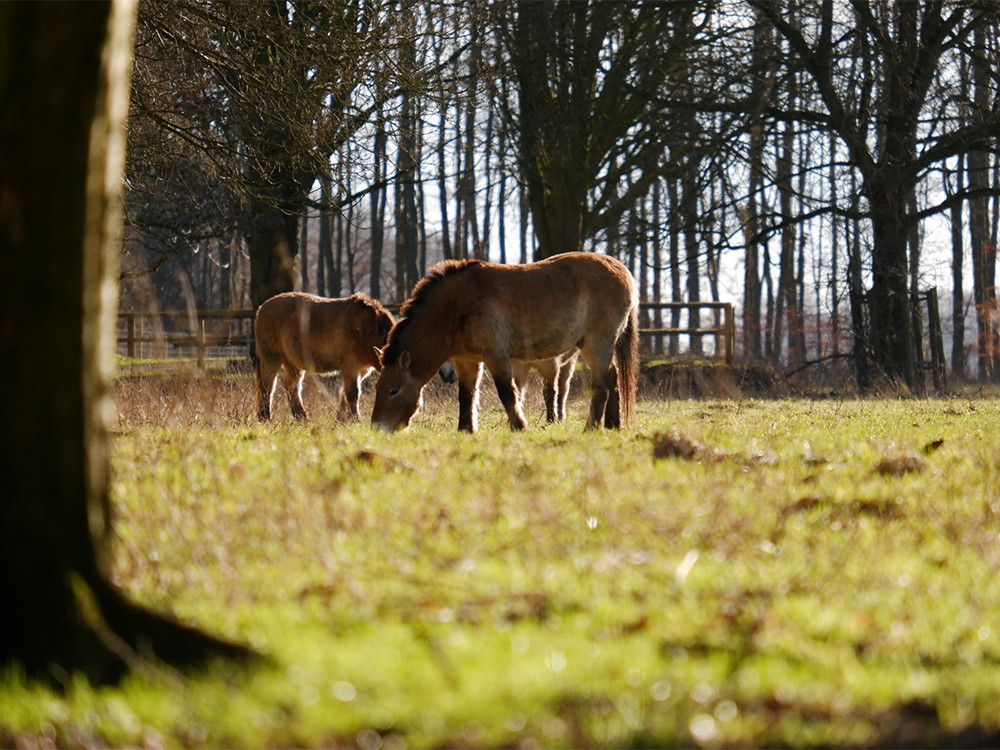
[4,374,1000,747]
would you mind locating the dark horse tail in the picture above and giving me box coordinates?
[615,304,639,427]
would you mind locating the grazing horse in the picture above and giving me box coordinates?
[372,252,638,432]
[255,292,394,422]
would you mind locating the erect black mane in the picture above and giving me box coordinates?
[383,259,482,363]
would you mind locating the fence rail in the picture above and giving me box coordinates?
[118,310,255,361]
[638,301,734,365]
[118,301,735,365]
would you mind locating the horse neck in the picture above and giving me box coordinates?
[399,303,455,381]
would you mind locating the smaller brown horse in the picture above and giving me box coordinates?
[255,292,394,422]
[372,252,638,432]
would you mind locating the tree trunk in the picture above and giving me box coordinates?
[847,199,870,393]
[459,18,482,260]
[742,5,773,361]
[370,109,388,299]
[299,212,310,292]
[867,184,916,387]
[518,179,530,264]
[970,23,998,381]
[395,31,420,302]
[437,103,454,261]
[651,179,663,355]
[317,177,333,296]
[828,132,841,357]
[681,162,702,356]
[248,205,298,310]
[0,0,248,680]
[949,156,967,379]
[667,177,682,357]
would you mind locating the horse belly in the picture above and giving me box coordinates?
[507,322,582,361]
[275,327,337,373]
[305,336,351,373]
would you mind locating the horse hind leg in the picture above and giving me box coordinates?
[556,354,577,422]
[534,360,559,424]
[585,364,617,430]
[256,357,281,422]
[543,379,558,423]
[282,365,308,421]
[603,365,621,429]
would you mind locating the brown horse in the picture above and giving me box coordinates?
[255,292,394,422]
[372,252,638,432]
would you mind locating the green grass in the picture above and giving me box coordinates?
[5,375,1000,747]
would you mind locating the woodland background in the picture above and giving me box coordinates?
[123,0,1000,389]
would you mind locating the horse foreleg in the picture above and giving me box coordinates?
[454,360,483,433]
[283,366,308,421]
[488,359,528,431]
[338,372,362,421]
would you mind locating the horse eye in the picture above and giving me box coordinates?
[389,388,401,397]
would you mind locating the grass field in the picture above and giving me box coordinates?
[4,372,1000,748]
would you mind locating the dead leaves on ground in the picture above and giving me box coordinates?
[650,429,774,466]
[873,454,926,477]
[652,429,943,479]
[344,450,413,472]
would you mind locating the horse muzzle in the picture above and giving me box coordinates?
[372,419,406,433]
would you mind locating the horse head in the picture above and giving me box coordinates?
[372,348,425,431]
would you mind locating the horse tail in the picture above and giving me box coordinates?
[615,304,639,427]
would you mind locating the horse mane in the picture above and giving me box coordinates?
[347,293,394,339]
[346,292,388,315]
[384,259,482,362]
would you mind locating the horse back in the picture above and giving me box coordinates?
[460,253,635,359]
[256,292,390,372]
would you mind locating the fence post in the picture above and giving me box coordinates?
[125,313,135,358]
[724,304,734,366]
[197,317,206,370]
[910,291,927,396]
[926,288,947,391]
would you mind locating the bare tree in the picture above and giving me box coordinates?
[1,0,247,678]
[752,0,1000,388]
[128,0,404,309]
[498,0,717,260]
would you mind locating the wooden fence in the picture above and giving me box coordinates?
[117,301,735,365]
[118,309,255,360]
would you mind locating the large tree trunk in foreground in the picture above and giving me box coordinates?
[0,0,249,681]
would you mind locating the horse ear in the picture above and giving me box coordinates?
[399,350,411,371]
[373,346,384,365]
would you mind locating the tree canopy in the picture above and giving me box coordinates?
[126,0,1000,388]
